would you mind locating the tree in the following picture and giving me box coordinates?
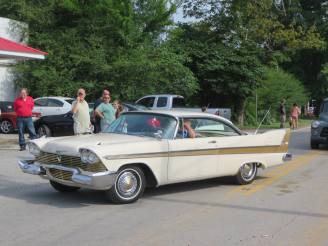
[169,24,264,125]
[258,67,308,112]
[0,0,197,100]
[178,0,325,123]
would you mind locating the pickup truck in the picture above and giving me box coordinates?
[136,94,231,120]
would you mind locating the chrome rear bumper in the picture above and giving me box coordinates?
[282,153,292,162]
[18,160,116,190]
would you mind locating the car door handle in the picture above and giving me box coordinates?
[208,140,217,144]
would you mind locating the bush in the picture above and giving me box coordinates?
[245,67,308,125]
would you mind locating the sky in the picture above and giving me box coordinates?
[173,6,196,23]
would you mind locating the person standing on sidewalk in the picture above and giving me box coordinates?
[93,89,110,133]
[14,88,37,151]
[71,88,91,135]
[279,99,286,128]
[95,93,116,132]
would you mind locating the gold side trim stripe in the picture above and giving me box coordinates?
[104,131,290,160]
[105,145,288,160]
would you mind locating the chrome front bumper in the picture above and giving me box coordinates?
[18,160,117,190]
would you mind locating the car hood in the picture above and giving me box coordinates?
[37,133,154,156]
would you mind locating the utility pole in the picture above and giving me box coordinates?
[255,91,258,122]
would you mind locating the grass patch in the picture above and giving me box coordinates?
[239,118,313,130]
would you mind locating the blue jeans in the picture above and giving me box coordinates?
[17,117,37,146]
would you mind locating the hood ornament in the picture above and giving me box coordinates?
[56,150,65,163]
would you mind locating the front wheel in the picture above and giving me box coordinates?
[0,120,14,134]
[50,180,80,192]
[106,166,146,204]
[38,124,52,137]
[235,163,258,185]
[310,140,319,149]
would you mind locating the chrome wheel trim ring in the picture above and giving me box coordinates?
[38,126,46,136]
[1,120,12,133]
[240,163,256,181]
[115,169,141,200]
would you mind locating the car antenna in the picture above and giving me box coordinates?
[255,106,271,135]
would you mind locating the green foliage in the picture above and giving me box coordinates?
[0,0,197,100]
[245,67,309,125]
[179,0,327,124]
[169,23,265,125]
[259,68,308,110]
[0,0,327,126]
[108,44,199,100]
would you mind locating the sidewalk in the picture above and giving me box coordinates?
[0,134,19,150]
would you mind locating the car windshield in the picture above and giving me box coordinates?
[105,113,177,139]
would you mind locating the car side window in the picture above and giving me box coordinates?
[156,97,167,108]
[137,97,155,107]
[48,99,64,107]
[175,118,239,138]
[194,118,240,137]
[34,99,48,107]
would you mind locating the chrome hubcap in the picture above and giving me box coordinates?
[117,171,138,197]
[39,127,46,136]
[1,121,12,133]
[240,163,255,180]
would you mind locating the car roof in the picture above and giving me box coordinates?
[125,109,233,124]
[35,96,74,100]
[137,94,184,98]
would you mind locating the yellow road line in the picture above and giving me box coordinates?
[229,150,322,196]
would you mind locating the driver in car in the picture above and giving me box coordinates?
[179,119,196,138]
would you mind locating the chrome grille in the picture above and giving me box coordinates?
[36,152,107,172]
[49,168,72,180]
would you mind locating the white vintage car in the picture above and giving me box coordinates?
[18,111,291,204]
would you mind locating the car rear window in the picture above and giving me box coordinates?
[172,97,186,108]
[0,102,14,112]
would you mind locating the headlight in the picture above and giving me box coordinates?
[28,142,41,156]
[311,121,321,129]
[80,149,99,164]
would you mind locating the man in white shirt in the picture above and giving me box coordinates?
[71,88,91,135]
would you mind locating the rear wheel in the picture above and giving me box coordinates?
[0,120,14,134]
[106,166,146,204]
[235,163,258,185]
[50,180,80,192]
[310,140,319,149]
[38,124,52,137]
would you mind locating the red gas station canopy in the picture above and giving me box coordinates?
[0,37,47,60]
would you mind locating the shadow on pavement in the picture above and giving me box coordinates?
[3,174,327,219]
[0,174,110,207]
[144,196,328,219]
[0,173,269,208]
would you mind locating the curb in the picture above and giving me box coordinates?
[0,146,19,150]
[0,139,19,150]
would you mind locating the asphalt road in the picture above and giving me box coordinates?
[1,127,328,246]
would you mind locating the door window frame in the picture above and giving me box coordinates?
[174,117,241,139]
